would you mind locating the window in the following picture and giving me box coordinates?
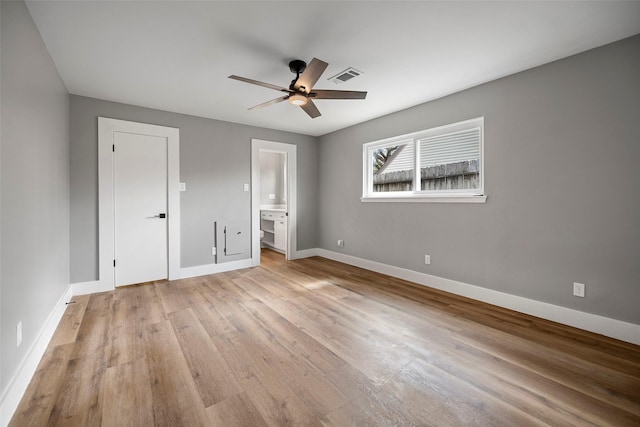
[362,117,486,202]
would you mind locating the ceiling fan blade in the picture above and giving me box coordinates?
[294,58,328,93]
[300,99,321,118]
[310,90,368,100]
[229,75,291,93]
[249,96,289,110]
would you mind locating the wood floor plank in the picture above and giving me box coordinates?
[48,296,90,347]
[239,297,347,374]
[206,392,269,427]
[211,330,322,425]
[155,279,199,314]
[224,297,347,416]
[10,249,640,426]
[453,325,640,417]
[322,363,414,427]
[105,282,168,369]
[448,301,640,376]
[387,357,548,427]
[143,320,210,426]
[187,274,238,336]
[70,292,113,360]
[46,353,106,426]
[106,288,147,367]
[280,292,417,385]
[236,279,372,376]
[9,344,74,427]
[168,308,242,407]
[194,273,254,319]
[123,281,167,325]
[190,298,237,338]
[100,358,154,427]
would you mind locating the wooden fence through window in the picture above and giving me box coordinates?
[373,160,479,192]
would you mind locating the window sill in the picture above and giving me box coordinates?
[361,194,487,203]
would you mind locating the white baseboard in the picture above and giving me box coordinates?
[71,280,110,296]
[71,259,256,292]
[178,259,254,280]
[291,248,320,260]
[315,249,640,346]
[0,285,74,427]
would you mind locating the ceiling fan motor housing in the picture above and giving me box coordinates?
[288,59,307,75]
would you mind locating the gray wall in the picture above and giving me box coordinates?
[70,95,317,282]
[318,35,640,325]
[260,151,286,206]
[1,0,70,393]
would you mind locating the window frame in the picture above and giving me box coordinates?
[362,117,486,203]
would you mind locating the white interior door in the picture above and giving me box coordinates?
[114,132,168,286]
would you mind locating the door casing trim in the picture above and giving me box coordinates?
[98,117,180,291]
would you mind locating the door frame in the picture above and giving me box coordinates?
[251,139,297,265]
[98,117,180,290]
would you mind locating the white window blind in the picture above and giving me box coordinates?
[419,128,480,167]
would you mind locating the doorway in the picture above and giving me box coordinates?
[259,151,286,253]
[98,118,181,291]
[251,139,297,265]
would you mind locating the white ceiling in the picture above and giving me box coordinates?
[26,1,640,137]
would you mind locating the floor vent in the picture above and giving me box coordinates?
[329,67,363,84]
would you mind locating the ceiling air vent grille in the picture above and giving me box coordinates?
[329,67,363,85]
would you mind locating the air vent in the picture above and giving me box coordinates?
[329,67,363,85]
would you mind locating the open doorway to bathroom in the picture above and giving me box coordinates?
[251,139,297,266]
[259,151,286,253]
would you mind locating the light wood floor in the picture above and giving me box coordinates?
[10,249,640,426]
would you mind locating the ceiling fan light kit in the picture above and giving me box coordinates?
[288,93,307,106]
[229,57,367,118]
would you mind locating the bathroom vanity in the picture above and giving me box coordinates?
[260,208,287,252]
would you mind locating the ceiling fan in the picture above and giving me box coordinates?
[229,58,367,119]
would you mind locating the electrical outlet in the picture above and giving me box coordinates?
[179,182,186,191]
[211,247,217,256]
[424,255,431,265]
[573,282,585,298]
[337,239,344,247]
[17,321,22,347]
[269,193,276,200]
[243,183,249,192]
